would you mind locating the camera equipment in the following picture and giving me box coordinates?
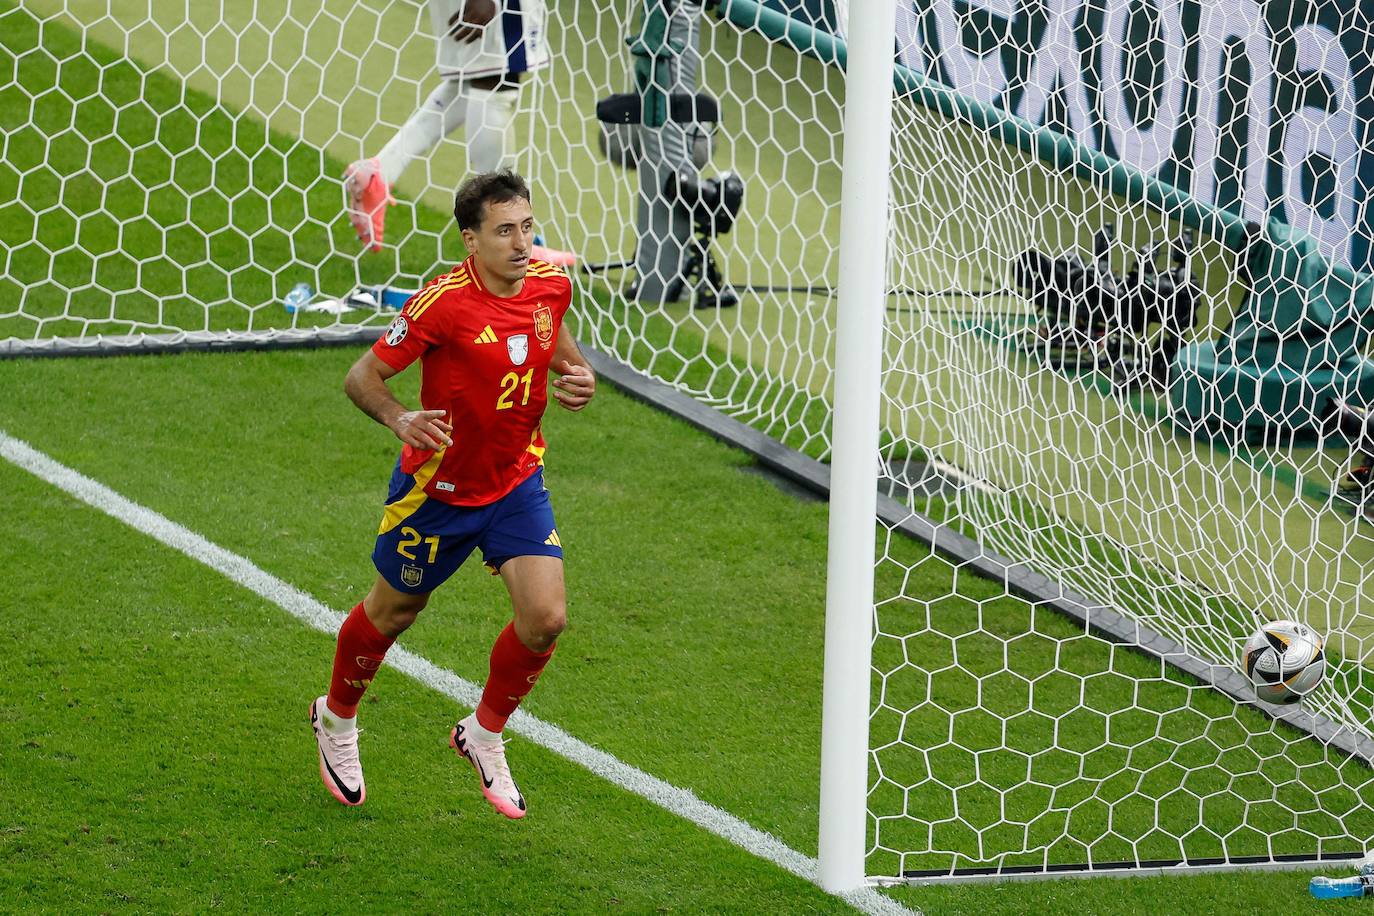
[1013,227,1199,388]
[661,167,743,309]
[595,92,719,170]
[664,166,742,237]
[590,89,737,302]
[1332,399,1374,521]
[1093,230,1198,386]
[1013,227,1117,370]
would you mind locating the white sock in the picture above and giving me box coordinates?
[375,79,466,185]
[466,714,503,745]
[320,701,357,736]
[464,86,519,173]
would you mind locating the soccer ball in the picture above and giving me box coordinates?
[1242,619,1326,704]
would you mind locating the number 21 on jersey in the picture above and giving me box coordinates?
[497,368,534,410]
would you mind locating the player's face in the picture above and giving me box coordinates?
[464,197,535,285]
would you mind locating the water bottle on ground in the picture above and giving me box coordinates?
[1310,874,1374,899]
[281,282,313,313]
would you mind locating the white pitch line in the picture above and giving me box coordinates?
[1,429,916,916]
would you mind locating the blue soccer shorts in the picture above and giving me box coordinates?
[372,466,563,595]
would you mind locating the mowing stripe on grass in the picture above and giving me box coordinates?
[0,428,915,916]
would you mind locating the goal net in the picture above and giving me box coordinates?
[5,0,1374,886]
[542,0,1374,882]
[867,0,1374,879]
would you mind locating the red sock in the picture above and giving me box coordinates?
[475,622,556,732]
[327,602,395,718]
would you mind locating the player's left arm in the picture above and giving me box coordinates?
[551,330,595,412]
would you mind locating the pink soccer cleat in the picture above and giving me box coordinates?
[310,697,366,806]
[530,244,577,268]
[451,714,527,819]
[343,158,393,252]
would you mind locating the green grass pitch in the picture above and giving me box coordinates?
[2,2,1372,912]
[0,344,1367,916]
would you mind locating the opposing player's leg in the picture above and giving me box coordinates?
[463,73,520,173]
[375,80,466,186]
[345,80,462,251]
[461,75,575,264]
[451,473,565,818]
[466,69,579,266]
[355,72,521,241]
[312,577,429,806]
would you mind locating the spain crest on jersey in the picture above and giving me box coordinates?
[400,564,423,588]
[533,305,553,346]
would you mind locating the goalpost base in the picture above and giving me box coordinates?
[881,851,1368,886]
[0,327,388,360]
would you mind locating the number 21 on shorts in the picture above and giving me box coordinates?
[396,526,439,563]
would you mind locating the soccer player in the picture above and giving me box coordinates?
[345,0,570,264]
[311,169,596,819]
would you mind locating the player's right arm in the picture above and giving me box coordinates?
[344,351,453,450]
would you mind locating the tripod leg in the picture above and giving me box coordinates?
[701,246,738,309]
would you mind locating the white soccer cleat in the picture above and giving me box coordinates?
[310,696,366,806]
[451,714,527,819]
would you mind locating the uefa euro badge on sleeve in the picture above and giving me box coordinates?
[507,334,528,366]
[400,564,423,588]
[385,315,408,346]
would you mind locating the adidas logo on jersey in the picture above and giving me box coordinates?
[473,325,498,344]
[544,530,561,547]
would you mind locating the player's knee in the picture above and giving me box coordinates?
[379,607,422,638]
[365,592,428,639]
[536,607,567,642]
[522,603,566,650]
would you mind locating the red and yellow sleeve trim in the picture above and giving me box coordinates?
[526,263,568,280]
[404,268,472,321]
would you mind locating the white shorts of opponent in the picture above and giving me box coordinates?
[428,0,551,80]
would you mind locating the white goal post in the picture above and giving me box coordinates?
[818,0,897,893]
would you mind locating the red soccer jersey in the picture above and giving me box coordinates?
[371,256,573,507]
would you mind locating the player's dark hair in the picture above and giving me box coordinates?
[453,169,532,231]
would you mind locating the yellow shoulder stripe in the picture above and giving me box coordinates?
[405,285,446,320]
[406,276,471,320]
